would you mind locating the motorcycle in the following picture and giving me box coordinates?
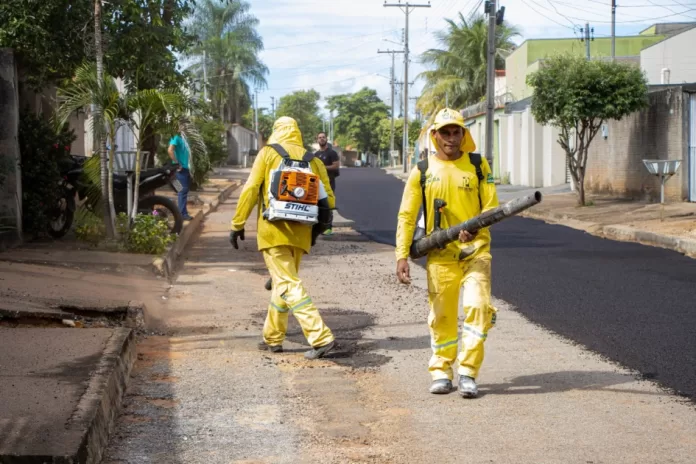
[48,155,184,238]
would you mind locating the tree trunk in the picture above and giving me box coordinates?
[95,0,114,238]
[108,125,117,237]
[577,165,586,206]
[131,147,142,221]
[143,125,157,168]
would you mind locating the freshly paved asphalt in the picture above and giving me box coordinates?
[334,167,696,400]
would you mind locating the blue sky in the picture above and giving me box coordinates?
[248,0,696,123]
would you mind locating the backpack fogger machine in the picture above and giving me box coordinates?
[262,143,330,225]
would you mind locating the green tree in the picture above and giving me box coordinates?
[377,118,422,154]
[0,0,92,89]
[276,90,322,148]
[327,88,390,154]
[103,0,196,90]
[0,0,195,91]
[187,0,267,124]
[417,12,520,119]
[527,54,649,206]
[242,107,274,142]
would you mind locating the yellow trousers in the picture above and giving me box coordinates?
[262,246,334,348]
[426,257,497,381]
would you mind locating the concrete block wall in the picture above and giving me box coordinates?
[585,88,688,201]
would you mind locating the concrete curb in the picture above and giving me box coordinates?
[70,328,136,464]
[0,329,137,463]
[522,210,696,258]
[153,180,242,279]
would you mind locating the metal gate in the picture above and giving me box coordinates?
[690,95,696,201]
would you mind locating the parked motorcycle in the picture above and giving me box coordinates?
[48,155,184,238]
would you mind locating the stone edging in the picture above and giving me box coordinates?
[152,180,242,279]
[68,328,136,464]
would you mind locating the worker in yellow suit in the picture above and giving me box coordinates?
[229,116,337,360]
[395,108,500,397]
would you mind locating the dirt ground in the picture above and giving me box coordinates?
[103,186,696,464]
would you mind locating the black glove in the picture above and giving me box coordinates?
[230,229,245,249]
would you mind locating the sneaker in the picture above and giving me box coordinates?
[183,214,194,221]
[458,375,478,398]
[322,228,333,236]
[429,379,453,394]
[304,340,336,360]
[257,341,283,353]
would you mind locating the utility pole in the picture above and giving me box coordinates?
[271,96,275,118]
[385,1,431,172]
[611,0,616,61]
[203,50,208,102]
[378,49,405,155]
[254,89,259,149]
[581,23,594,60]
[329,110,334,144]
[484,0,504,168]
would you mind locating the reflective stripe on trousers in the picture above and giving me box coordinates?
[262,245,334,348]
[426,257,497,381]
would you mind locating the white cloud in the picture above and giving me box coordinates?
[247,0,696,124]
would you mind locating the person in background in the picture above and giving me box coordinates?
[168,121,194,221]
[315,132,340,236]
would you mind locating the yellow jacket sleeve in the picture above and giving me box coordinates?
[230,148,268,231]
[479,157,499,213]
[395,167,422,261]
[313,159,335,209]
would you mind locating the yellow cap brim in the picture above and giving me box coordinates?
[432,120,467,132]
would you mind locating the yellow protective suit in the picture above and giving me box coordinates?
[231,117,335,254]
[231,117,335,348]
[395,117,500,381]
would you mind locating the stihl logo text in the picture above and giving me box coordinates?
[284,203,310,211]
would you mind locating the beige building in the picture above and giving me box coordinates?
[640,25,696,85]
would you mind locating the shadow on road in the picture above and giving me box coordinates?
[480,370,669,398]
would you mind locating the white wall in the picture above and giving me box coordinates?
[497,108,566,188]
[641,27,696,85]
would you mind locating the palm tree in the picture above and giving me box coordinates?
[417,12,520,119]
[56,63,125,236]
[187,0,268,124]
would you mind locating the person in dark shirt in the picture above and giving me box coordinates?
[315,132,340,235]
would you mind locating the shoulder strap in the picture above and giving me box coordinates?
[468,152,484,181]
[417,158,429,231]
[302,151,315,162]
[269,143,290,159]
[469,152,484,210]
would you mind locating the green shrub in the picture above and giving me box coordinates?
[198,118,226,167]
[18,112,76,236]
[74,208,106,245]
[117,212,175,255]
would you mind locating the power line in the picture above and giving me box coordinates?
[520,0,576,30]
[264,28,401,50]
[384,1,432,173]
[265,70,390,91]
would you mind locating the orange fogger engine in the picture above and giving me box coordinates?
[273,171,319,204]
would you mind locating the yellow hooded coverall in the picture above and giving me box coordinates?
[395,119,500,382]
[230,117,335,349]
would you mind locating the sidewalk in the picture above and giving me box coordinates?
[0,167,243,463]
[382,166,696,258]
[520,191,696,258]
